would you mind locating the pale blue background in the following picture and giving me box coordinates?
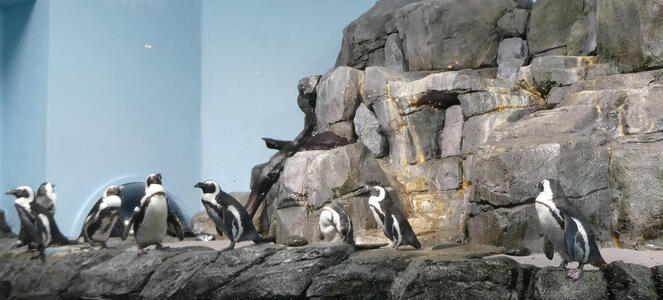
[0,0,375,236]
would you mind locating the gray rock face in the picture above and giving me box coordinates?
[527,0,595,56]
[384,33,408,71]
[268,143,390,242]
[395,0,517,71]
[497,9,529,38]
[609,133,663,248]
[439,105,463,158]
[497,38,529,80]
[597,0,663,73]
[67,250,181,298]
[461,108,537,155]
[532,267,608,299]
[315,66,363,139]
[307,250,415,299]
[391,257,529,299]
[467,204,541,250]
[605,261,658,299]
[530,55,597,94]
[335,0,422,69]
[353,103,388,157]
[1,240,663,299]
[216,243,354,299]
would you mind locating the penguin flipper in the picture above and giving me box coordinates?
[167,209,185,241]
[122,202,146,241]
[543,235,555,260]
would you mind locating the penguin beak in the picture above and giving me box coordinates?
[5,189,18,196]
[194,182,203,189]
[357,186,372,196]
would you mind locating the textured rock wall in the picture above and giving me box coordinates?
[257,0,663,251]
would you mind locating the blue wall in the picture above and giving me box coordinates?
[201,0,375,192]
[46,0,202,235]
[1,1,49,229]
[0,8,4,208]
[1,0,375,235]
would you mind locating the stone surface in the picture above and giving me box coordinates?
[307,249,415,299]
[527,0,592,56]
[609,133,663,248]
[497,38,529,80]
[467,204,541,250]
[215,243,353,299]
[597,0,663,73]
[461,107,537,155]
[532,267,608,299]
[605,261,658,299]
[315,66,363,139]
[353,103,388,157]
[384,33,408,71]
[391,257,529,299]
[530,55,597,94]
[439,105,463,158]
[497,8,529,38]
[395,0,517,71]
[335,0,421,69]
[1,239,662,298]
[191,211,219,235]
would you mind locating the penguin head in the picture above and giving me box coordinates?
[146,173,163,186]
[368,185,385,200]
[105,185,123,197]
[538,179,564,194]
[195,180,219,195]
[5,186,34,200]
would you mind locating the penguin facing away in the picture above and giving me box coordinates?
[319,199,355,246]
[5,186,49,259]
[367,185,421,249]
[123,173,184,255]
[81,185,124,249]
[535,179,606,280]
[35,182,57,214]
[196,180,273,252]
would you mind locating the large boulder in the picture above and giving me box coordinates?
[315,66,364,140]
[531,267,608,299]
[497,8,530,38]
[597,0,663,73]
[529,55,597,94]
[609,133,663,248]
[395,0,517,71]
[335,0,422,69]
[269,143,390,242]
[605,261,658,299]
[527,0,596,56]
[497,38,529,80]
[353,103,388,157]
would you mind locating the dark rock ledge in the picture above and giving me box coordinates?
[0,238,659,299]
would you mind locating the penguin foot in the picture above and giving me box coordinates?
[156,244,169,250]
[137,248,148,256]
[12,241,24,249]
[556,261,568,271]
[30,251,45,260]
[567,269,583,281]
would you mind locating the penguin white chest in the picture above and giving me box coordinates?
[137,196,168,244]
[368,197,385,230]
[319,208,341,242]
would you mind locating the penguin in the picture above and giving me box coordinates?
[35,182,57,214]
[367,185,421,249]
[195,180,273,251]
[535,179,606,280]
[123,173,184,255]
[5,186,49,259]
[81,185,124,249]
[319,199,355,246]
[193,180,225,237]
